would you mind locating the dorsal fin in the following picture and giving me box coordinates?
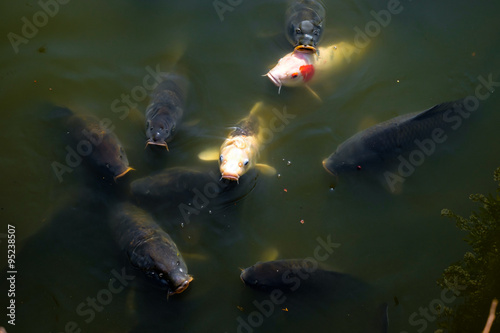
[410,99,464,122]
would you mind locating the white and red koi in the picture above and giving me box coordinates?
[265,42,352,95]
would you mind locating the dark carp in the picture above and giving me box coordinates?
[240,259,365,294]
[110,203,193,296]
[239,259,388,332]
[285,0,326,52]
[322,99,466,184]
[130,166,258,214]
[65,113,132,180]
[145,74,189,150]
[131,167,217,208]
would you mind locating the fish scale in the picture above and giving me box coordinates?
[230,113,260,138]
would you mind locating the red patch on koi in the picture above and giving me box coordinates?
[299,65,315,82]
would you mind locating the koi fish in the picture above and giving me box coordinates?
[265,43,345,96]
[266,50,316,94]
[198,102,276,182]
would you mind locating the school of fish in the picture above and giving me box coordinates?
[45,1,473,332]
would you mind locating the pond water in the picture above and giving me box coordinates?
[1,0,499,332]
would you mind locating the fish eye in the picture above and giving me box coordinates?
[244,159,249,166]
[291,72,299,78]
[295,27,301,34]
[219,155,224,162]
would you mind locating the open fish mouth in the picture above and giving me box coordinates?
[114,167,134,181]
[322,160,339,185]
[221,173,240,182]
[146,140,169,151]
[168,276,193,296]
[294,45,317,53]
[322,160,338,177]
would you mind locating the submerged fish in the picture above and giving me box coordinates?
[285,0,326,52]
[145,73,189,150]
[322,100,466,185]
[130,166,259,219]
[130,167,218,208]
[65,113,132,180]
[240,259,363,293]
[110,203,193,296]
[240,259,388,332]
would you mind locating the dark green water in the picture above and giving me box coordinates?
[1,0,500,332]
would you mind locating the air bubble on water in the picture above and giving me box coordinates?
[208,210,212,214]
[188,203,192,206]
[181,222,184,228]
[200,205,204,209]
[286,161,291,166]
[277,173,281,179]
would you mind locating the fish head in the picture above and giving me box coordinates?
[92,135,132,180]
[266,51,315,92]
[146,117,176,150]
[322,145,372,184]
[144,248,193,296]
[289,19,323,49]
[219,137,254,181]
[240,261,289,290]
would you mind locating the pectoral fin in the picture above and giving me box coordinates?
[305,85,322,102]
[198,148,220,161]
[255,163,277,176]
